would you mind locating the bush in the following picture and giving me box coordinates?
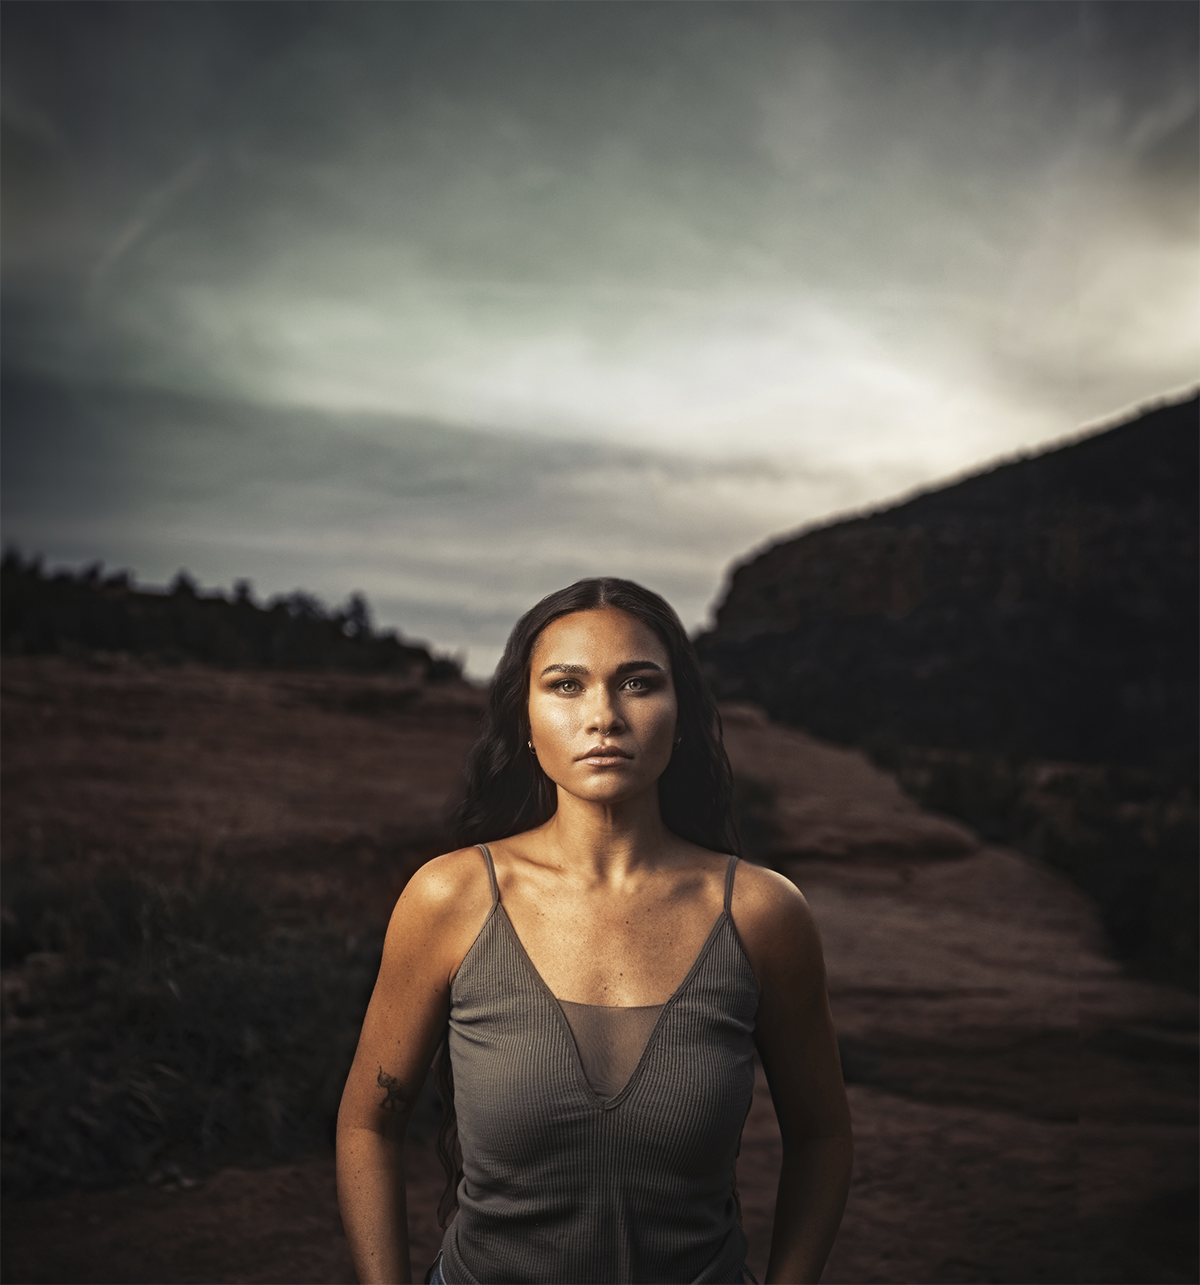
[1,862,382,1196]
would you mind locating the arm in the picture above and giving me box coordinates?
[736,869,853,1284]
[336,851,490,1284]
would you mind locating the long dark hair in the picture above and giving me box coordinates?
[432,578,742,1228]
[452,576,741,854]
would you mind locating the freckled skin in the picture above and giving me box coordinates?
[527,606,677,813]
[337,606,853,1284]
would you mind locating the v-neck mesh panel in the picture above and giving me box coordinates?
[557,999,665,1100]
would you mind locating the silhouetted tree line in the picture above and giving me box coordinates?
[0,551,461,680]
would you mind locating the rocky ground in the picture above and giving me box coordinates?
[2,658,1195,1283]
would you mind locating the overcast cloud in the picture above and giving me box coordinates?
[3,2,1196,673]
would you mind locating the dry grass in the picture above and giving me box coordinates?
[2,859,382,1197]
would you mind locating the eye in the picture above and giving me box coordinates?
[555,679,581,693]
[622,676,648,691]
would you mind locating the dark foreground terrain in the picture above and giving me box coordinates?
[2,660,1195,1284]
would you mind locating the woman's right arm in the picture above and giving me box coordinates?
[336,850,491,1285]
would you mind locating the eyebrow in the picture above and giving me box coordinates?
[538,660,666,678]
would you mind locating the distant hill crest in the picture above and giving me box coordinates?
[697,393,1198,770]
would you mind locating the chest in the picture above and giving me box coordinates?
[449,909,758,1122]
[499,887,723,1006]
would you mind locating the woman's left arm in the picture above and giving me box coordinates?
[736,868,853,1285]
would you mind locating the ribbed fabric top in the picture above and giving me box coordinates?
[439,846,759,1285]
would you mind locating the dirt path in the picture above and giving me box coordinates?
[2,662,1194,1283]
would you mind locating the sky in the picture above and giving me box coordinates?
[3,1,1197,675]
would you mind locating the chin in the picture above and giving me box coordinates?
[572,777,657,806]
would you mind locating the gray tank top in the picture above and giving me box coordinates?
[438,847,759,1285]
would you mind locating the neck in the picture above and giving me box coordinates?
[537,785,672,882]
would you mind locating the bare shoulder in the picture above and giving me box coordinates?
[731,859,815,928]
[397,846,492,914]
[729,861,826,986]
[382,846,494,965]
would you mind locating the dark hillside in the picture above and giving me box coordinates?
[698,395,1197,769]
[696,394,1199,983]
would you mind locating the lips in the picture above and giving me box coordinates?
[577,745,633,761]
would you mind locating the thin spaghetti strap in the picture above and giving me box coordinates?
[723,853,739,914]
[477,843,500,905]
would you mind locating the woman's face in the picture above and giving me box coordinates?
[527,606,678,807]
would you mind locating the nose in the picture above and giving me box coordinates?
[585,686,625,736]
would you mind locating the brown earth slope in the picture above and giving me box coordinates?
[2,660,1195,1284]
[1,656,484,922]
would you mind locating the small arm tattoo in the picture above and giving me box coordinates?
[377,1066,409,1114]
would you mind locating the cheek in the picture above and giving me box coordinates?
[649,702,674,734]
[658,710,680,752]
[528,695,578,752]
[637,695,679,752]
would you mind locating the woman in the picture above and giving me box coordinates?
[337,578,852,1284]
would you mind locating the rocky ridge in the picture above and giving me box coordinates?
[697,394,1199,984]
